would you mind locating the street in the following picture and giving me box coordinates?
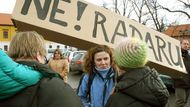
[67,71,83,89]
[67,71,176,107]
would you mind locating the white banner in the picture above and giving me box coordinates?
[12,0,186,77]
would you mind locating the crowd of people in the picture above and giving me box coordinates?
[0,30,190,107]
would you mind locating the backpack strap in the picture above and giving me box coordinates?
[87,71,95,102]
[102,68,115,106]
[76,73,85,94]
[76,71,95,102]
[77,67,116,105]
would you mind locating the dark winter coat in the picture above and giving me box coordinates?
[173,50,190,88]
[0,61,83,107]
[105,66,169,107]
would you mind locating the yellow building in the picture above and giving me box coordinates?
[0,13,73,56]
[0,13,17,51]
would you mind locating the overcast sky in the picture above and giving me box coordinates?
[0,0,188,24]
[0,0,177,13]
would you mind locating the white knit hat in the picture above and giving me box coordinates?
[114,37,148,68]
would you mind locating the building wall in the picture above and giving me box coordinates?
[0,25,17,41]
[0,41,10,51]
[164,24,190,43]
[171,35,190,42]
[0,25,73,52]
[0,25,17,51]
[45,41,66,50]
[0,19,78,54]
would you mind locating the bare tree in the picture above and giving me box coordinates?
[128,0,166,31]
[112,0,133,17]
[130,0,146,23]
[144,0,166,32]
[110,0,174,31]
[121,0,130,16]
[114,0,150,24]
[161,0,190,19]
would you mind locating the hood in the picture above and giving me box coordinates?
[115,67,150,92]
[115,66,168,107]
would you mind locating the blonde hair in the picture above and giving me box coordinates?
[8,31,46,60]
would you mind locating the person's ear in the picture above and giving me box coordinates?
[36,52,45,64]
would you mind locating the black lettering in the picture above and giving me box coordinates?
[21,0,32,15]
[49,0,67,27]
[21,0,51,20]
[92,11,109,42]
[34,0,51,20]
[145,32,159,61]
[111,20,127,44]
[168,42,183,68]
[129,25,143,40]
[77,1,87,21]
[62,0,71,3]
[155,35,172,65]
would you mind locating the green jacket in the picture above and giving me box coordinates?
[0,50,42,99]
[105,66,169,107]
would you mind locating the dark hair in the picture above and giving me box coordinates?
[53,48,63,59]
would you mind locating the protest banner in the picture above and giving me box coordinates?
[12,0,186,77]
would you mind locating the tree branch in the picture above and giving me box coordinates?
[162,6,190,18]
[177,0,190,8]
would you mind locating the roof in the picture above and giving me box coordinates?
[164,24,190,37]
[0,13,14,25]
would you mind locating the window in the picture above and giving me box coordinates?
[49,45,52,48]
[3,30,8,39]
[4,45,8,51]
[57,45,60,48]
